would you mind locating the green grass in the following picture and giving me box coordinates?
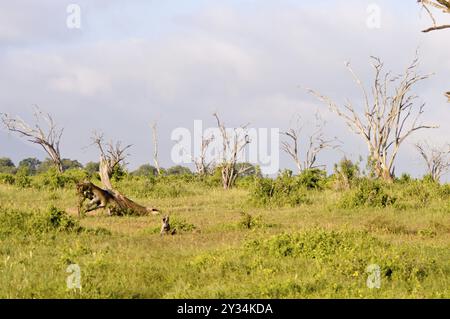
[0,178,449,299]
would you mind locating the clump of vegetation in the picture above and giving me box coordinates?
[243,228,438,283]
[250,170,314,207]
[0,173,15,185]
[34,206,83,233]
[0,206,81,237]
[332,158,360,190]
[238,212,264,230]
[339,179,396,208]
[146,215,197,234]
[365,216,416,235]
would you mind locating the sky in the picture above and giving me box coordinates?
[0,0,449,179]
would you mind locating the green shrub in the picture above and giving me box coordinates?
[339,179,396,208]
[32,168,88,190]
[250,171,313,207]
[238,212,263,230]
[0,173,15,185]
[297,169,327,190]
[33,206,82,233]
[244,228,437,283]
[333,158,360,190]
[15,171,32,188]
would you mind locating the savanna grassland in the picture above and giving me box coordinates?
[0,168,449,299]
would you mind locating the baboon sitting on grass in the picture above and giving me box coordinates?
[160,216,176,236]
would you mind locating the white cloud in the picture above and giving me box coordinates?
[0,0,449,180]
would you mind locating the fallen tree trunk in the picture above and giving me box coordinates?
[77,157,159,217]
[97,158,159,216]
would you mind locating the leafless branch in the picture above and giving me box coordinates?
[281,113,339,173]
[91,132,132,189]
[213,113,251,189]
[0,106,64,172]
[151,122,161,176]
[415,141,450,182]
[307,54,437,181]
[418,0,450,32]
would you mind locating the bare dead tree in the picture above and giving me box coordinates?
[1,107,64,173]
[193,133,215,176]
[308,54,437,182]
[281,113,339,173]
[418,0,450,32]
[281,115,302,173]
[415,142,450,182]
[213,113,251,189]
[151,122,161,176]
[91,132,132,190]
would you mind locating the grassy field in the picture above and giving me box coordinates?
[0,174,449,299]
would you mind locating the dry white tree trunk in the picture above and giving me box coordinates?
[308,54,437,182]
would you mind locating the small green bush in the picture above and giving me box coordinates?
[0,173,15,185]
[238,212,263,230]
[250,171,311,207]
[339,179,396,208]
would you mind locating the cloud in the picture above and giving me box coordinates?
[0,0,449,180]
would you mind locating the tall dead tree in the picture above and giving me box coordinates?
[1,107,64,173]
[281,113,339,174]
[213,113,251,189]
[151,122,161,176]
[308,54,437,182]
[91,133,131,190]
[193,133,215,176]
[418,0,450,32]
[415,142,450,182]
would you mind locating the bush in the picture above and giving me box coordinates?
[244,228,436,283]
[33,206,82,233]
[250,171,310,207]
[339,179,396,208]
[15,171,32,188]
[238,212,263,230]
[0,206,82,238]
[32,168,88,190]
[332,158,360,190]
[0,173,15,185]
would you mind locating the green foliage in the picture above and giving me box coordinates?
[0,157,16,174]
[397,173,413,184]
[34,206,82,233]
[32,168,88,190]
[132,164,158,177]
[244,228,439,284]
[238,212,263,230]
[333,158,360,190]
[84,162,100,176]
[14,170,32,188]
[0,173,15,185]
[166,165,192,175]
[18,158,41,175]
[250,170,311,207]
[61,159,83,171]
[0,206,81,238]
[146,215,197,234]
[339,179,397,208]
[297,169,327,190]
